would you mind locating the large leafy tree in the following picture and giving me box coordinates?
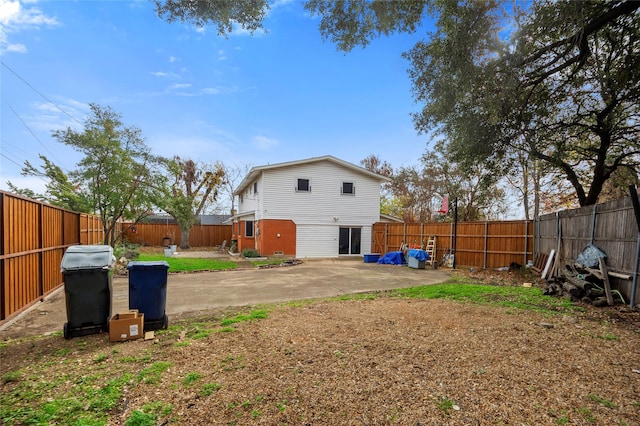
[155,0,640,211]
[51,104,166,246]
[161,157,226,249]
[405,0,640,207]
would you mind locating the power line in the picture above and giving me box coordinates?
[6,102,71,173]
[0,152,25,169]
[1,60,83,126]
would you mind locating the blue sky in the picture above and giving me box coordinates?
[1,0,433,200]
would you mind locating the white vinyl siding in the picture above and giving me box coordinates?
[261,162,380,226]
[237,177,263,220]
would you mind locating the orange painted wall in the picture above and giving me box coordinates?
[256,219,296,256]
[233,220,256,253]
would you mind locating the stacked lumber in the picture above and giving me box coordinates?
[543,264,627,306]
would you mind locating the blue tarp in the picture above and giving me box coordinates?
[408,249,429,261]
[377,251,406,265]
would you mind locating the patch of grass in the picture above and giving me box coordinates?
[1,370,22,384]
[199,382,222,396]
[218,326,236,333]
[1,372,133,425]
[125,410,155,426]
[221,309,268,326]
[139,361,172,385]
[220,356,245,371]
[588,394,617,409]
[392,278,578,314]
[599,333,618,341]
[93,353,108,363]
[577,407,595,423]
[53,347,72,357]
[435,396,454,414]
[276,401,287,413]
[119,354,152,363]
[136,254,237,272]
[333,293,378,301]
[183,372,202,386]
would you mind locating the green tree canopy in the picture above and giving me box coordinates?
[160,157,226,249]
[51,104,167,246]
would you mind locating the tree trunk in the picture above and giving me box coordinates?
[180,226,191,249]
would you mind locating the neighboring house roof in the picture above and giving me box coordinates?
[234,155,391,196]
[200,214,232,225]
[380,213,404,223]
[143,214,231,225]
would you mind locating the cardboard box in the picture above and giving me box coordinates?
[109,310,144,342]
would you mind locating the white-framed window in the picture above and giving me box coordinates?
[341,182,355,195]
[253,182,258,194]
[296,178,310,192]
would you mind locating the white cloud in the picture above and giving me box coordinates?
[169,83,191,90]
[201,86,239,95]
[5,43,26,53]
[0,0,59,54]
[230,20,266,37]
[168,56,177,63]
[252,135,279,151]
[29,99,89,132]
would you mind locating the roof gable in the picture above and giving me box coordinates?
[235,155,390,195]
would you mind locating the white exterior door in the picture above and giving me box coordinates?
[296,224,337,258]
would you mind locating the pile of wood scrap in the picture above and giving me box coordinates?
[543,262,629,306]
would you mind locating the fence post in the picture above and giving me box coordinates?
[385,223,388,253]
[483,221,488,269]
[524,220,529,267]
[589,204,598,245]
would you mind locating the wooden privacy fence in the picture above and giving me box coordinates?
[0,191,104,323]
[121,223,231,248]
[372,220,533,269]
[535,196,639,306]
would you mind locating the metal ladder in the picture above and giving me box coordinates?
[425,236,436,267]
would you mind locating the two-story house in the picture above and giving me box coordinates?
[231,155,391,258]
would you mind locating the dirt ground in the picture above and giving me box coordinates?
[1,268,639,425]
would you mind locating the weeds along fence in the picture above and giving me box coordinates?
[120,223,231,247]
[0,191,104,323]
[372,220,534,269]
[535,196,639,307]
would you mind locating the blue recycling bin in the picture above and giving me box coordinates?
[127,261,169,331]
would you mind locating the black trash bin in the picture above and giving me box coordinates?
[61,245,115,339]
[127,261,169,331]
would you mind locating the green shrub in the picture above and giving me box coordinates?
[242,249,260,258]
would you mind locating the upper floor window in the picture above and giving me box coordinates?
[296,178,310,192]
[253,182,258,194]
[341,182,355,195]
